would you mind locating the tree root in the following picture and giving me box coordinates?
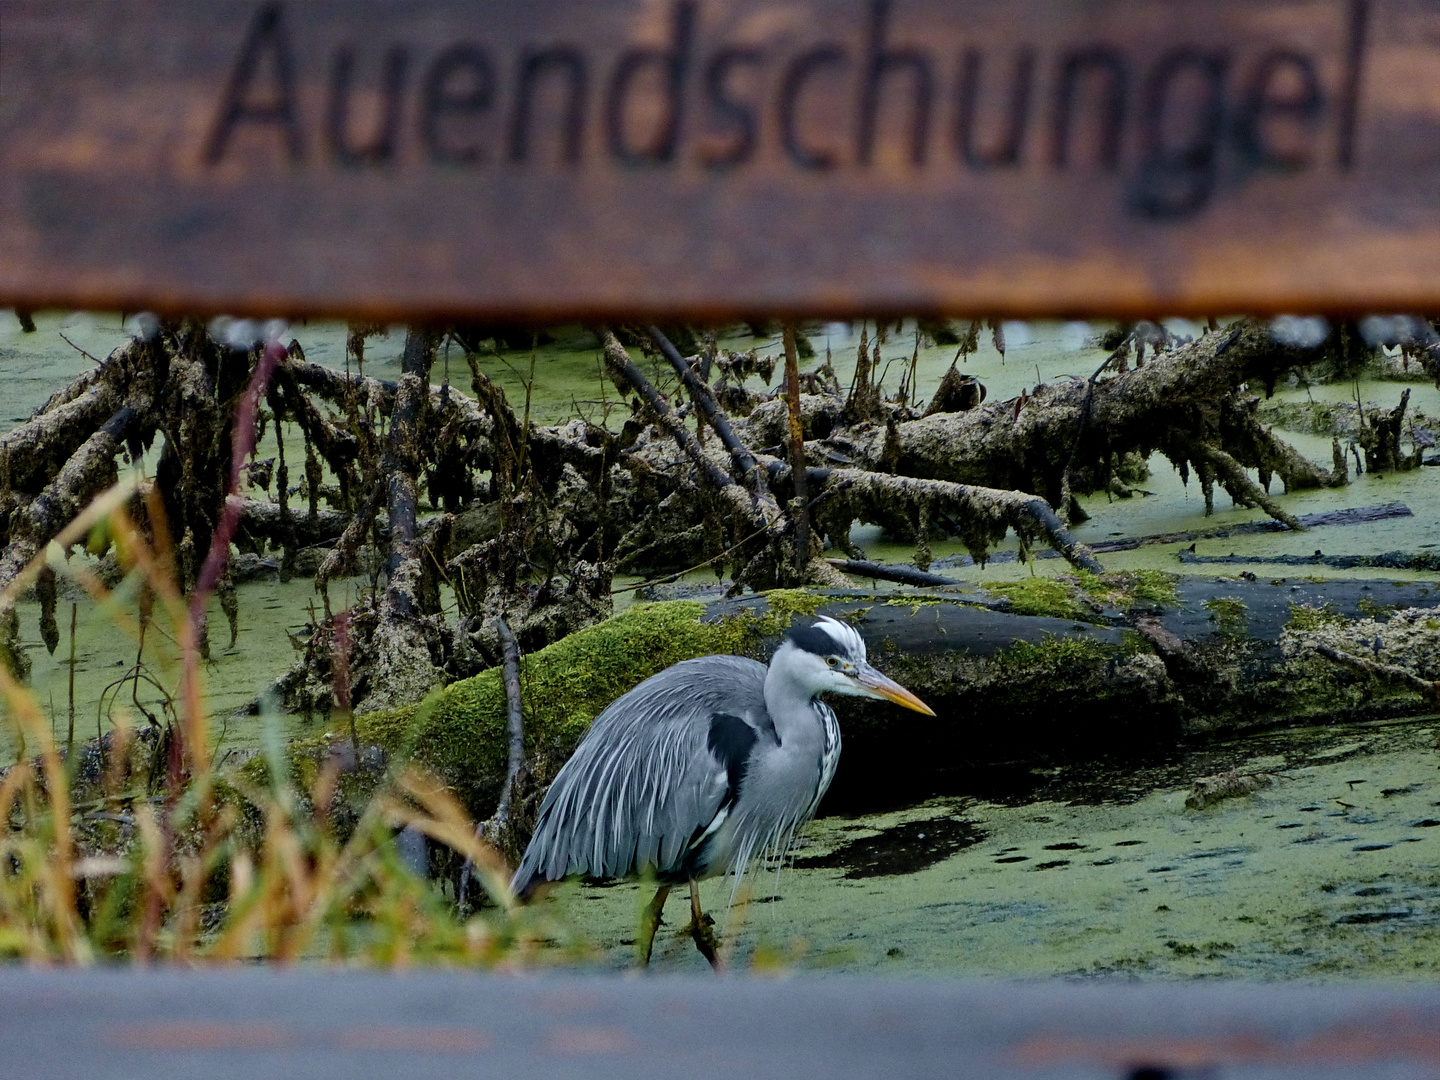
[1190,445,1302,530]
[815,469,1102,573]
[0,314,1369,713]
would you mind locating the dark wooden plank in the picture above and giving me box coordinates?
[1,0,1439,320]
[3,971,1440,1079]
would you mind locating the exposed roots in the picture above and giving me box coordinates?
[0,314,1361,713]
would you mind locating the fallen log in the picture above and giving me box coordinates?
[815,469,1103,573]
[293,576,1440,825]
[933,501,1415,567]
[1178,550,1440,572]
[862,320,1345,519]
[236,498,349,549]
[826,559,958,588]
[0,402,147,673]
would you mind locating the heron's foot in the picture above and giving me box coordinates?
[636,884,671,967]
[686,879,722,970]
[684,911,721,969]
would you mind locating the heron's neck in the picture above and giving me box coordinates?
[762,664,826,747]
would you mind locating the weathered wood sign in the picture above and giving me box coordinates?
[0,0,1434,319]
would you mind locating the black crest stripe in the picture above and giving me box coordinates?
[786,619,844,657]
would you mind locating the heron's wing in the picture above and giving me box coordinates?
[512,655,771,893]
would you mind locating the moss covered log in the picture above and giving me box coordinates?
[288,592,828,822]
[289,576,1440,826]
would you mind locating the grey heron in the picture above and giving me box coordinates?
[511,615,935,967]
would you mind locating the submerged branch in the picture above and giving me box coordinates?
[826,559,958,588]
[1192,444,1303,531]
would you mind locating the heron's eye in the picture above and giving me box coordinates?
[826,656,838,667]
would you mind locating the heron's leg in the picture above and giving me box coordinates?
[688,879,721,970]
[636,885,671,967]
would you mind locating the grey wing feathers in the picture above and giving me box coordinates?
[512,655,769,894]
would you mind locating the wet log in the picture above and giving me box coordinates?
[814,469,1103,573]
[0,334,163,497]
[932,501,1415,567]
[1178,549,1440,572]
[825,559,958,588]
[0,404,144,597]
[0,383,125,495]
[314,577,1440,824]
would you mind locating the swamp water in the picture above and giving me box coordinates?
[551,715,1440,976]
[2,313,1438,976]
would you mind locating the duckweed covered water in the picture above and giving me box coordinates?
[544,716,1440,977]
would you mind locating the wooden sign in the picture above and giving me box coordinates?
[7,969,1440,1078]
[0,0,1434,320]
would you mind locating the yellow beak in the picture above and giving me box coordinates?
[855,665,936,716]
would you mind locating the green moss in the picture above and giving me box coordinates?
[1120,630,1154,657]
[1204,597,1250,639]
[1089,570,1179,608]
[1356,597,1394,620]
[981,571,1177,623]
[1286,602,1348,632]
[1130,570,1179,606]
[984,578,1082,620]
[996,633,1114,672]
[752,588,830,623]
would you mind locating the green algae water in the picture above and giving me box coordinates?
[542,715,1440,977]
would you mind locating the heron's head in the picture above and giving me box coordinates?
[776,616,935,715]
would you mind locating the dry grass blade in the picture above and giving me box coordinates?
[387,769,516,913]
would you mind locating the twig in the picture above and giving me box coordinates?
[459,616,525,914]
[646,325,764,490]
[493,616,525,828]
[609,477,852,596]
[609,519,774,594]
[57,332,104,366]
[603,331,738,495]
[782,324,811,578]
[602,332,785,579]
[1312,644,1440,706]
